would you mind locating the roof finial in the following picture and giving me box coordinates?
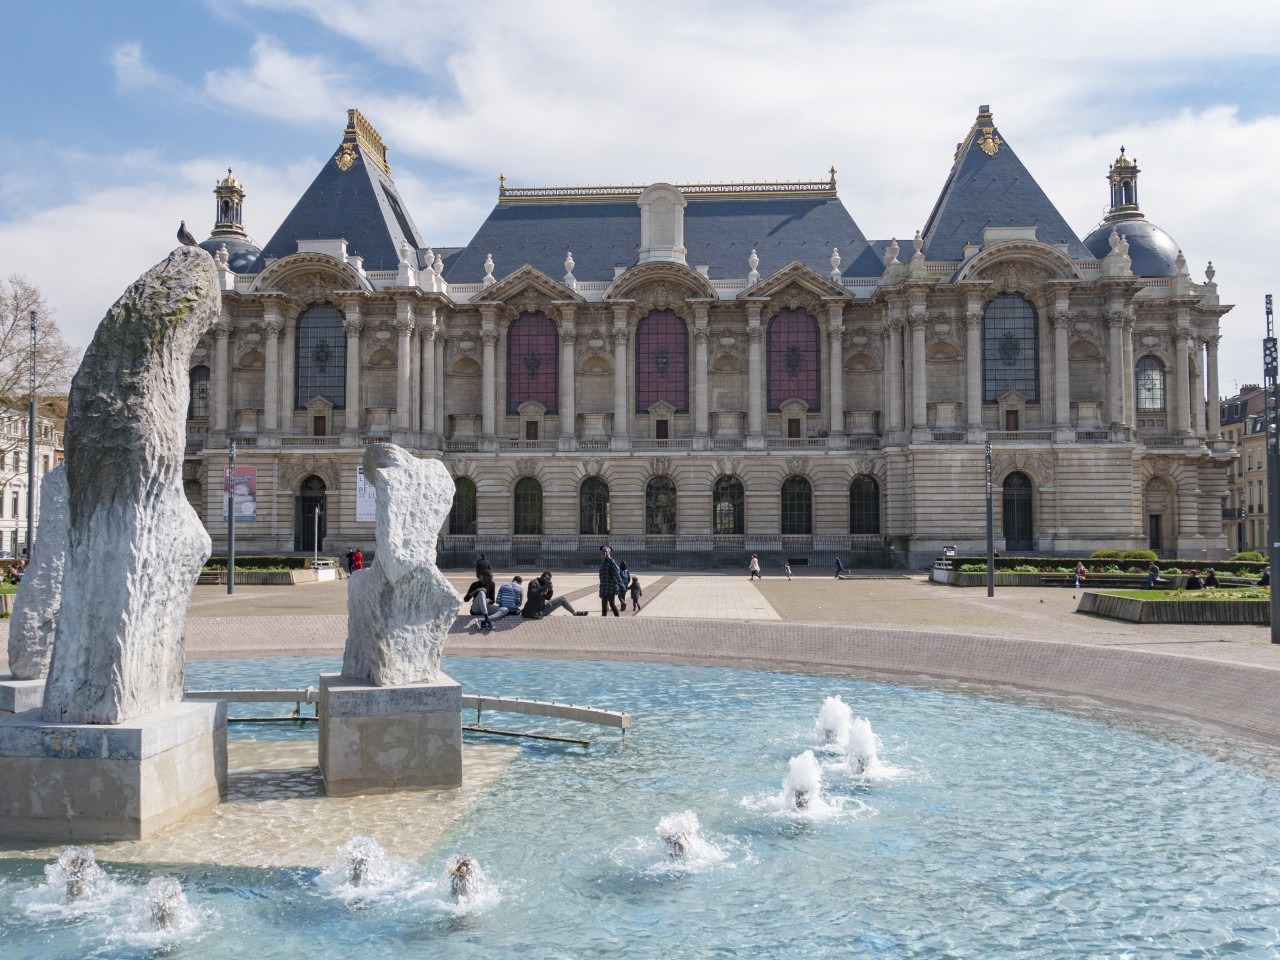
[1205,261,1216,283]
[829,165,836,186]
[830,247,841,282]
[564,251,577,291]
[483,252,495,287]
[499,172,506,195]
[747,249,760,286]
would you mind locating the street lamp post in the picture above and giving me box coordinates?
[226,440,237,595]
[1263,294,1279,643]
[25,311,35,559]
[985,439,995,598]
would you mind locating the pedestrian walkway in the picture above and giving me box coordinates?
[637,575,780,620]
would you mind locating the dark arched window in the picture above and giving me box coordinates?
[188,365,210,420]
[1136,355,1166,413]
[1002,471,1033,550]
[645,477,677,535]
[767,309,821,412]
[849,476,880,535]
[294,474,327,552]
[449,477,477,535]
[507,312,558,414]
[514,477,543,535]
[780,476,812,535]
[713,475,744,535]
[635,310,688,413]
[295,303,347,409]
[580,476,611,535]
[982,294,1039,402]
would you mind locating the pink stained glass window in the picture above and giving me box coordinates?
[634,310,689,413]
[767,309,821,412]
[506,312,559,414]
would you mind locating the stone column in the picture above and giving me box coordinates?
[343,300,363,439]
[693,302,710,444]
[262,301,283,434]
[1122,316,1136,429]
[434,331,446,439]
[1106,309,1125,431]
[1173,329,1192,436]
[827,302,845,443]
[1206,335,1222,440]
[559,305,576,447]
[908,312,928,439]
[1190,343,1204,437]
[419,306,436,442]
[394,300,415,436]
[480,319,497,447]
[611,304,631,450]
[212,311,231,433]
[1051,310,1071,438]
[963,311,983,436]
[885,318,903,434]
[280,307,296,434]
[746,302,764,445]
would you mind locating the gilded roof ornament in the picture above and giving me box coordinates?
[335,142,357,172]
[977,126,1002,156]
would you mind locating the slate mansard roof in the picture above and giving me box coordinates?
[242,106,1173,283]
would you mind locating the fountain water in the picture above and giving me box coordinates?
[145,876,191,930]
[53,846,102,901]
[814,695,854,748]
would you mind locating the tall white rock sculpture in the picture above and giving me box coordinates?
[41,246,219,724]
[7,465,68,680]
[344,443,461,686]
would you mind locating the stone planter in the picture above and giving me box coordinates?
[1078,592,1270,624]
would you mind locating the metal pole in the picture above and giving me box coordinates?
[25,311,35,559]
[313,504,320,566]
[1263,294,1280,643]
[226,440,237,595]
[985,439,995,597]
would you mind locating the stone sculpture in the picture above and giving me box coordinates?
[7,465,67,680]
[344,443,461,685]
[41,246,219,724]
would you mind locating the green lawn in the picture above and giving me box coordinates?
[1102,588,1270,601]
[0,583,16,596]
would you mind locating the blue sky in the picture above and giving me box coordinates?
[3,0,1279,392]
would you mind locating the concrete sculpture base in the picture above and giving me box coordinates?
[0,700,227,839]
[0,676,45,715]
[318,672,462,797]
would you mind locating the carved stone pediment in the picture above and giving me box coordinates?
[472,265,581,308]
[251,252,371,299]
[604,261,716,304]
[954,241,1082,286]
[742,261,847,304]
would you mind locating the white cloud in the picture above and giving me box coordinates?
[110,42,169,92]
[203,36,346,123]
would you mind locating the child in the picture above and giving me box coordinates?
[628,576,642,612]
[783,562,792,581]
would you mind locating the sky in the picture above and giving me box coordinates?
[2,0,1278,396]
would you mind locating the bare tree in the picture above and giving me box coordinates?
[0,275,79,459]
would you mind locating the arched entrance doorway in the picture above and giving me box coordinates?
[294,475,327,553]
[1002,472,1033,551]
[1143,476,1175,552]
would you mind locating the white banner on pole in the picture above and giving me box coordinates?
[355,467,377,522]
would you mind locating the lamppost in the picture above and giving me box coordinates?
[1262,294,1279,643]
[226,440,237,595]
[985,438,995,598]
[25,310,35,559]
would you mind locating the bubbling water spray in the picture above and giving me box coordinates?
[784,751,824,811]
[53,846,103,901]
[327,836,392,889]
[145,877,190,930]
[447,854,480,901]
[814,696,854,748]
[846,716,884,776]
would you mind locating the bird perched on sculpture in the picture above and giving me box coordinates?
[177,221,198,246]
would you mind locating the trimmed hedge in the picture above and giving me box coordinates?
[205,555,341,571]
[943,555,1267,577]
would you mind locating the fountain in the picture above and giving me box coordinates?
[53,845,101,901]
[814,694,854,747]
[144,877,189,930]
[782,750,824,811]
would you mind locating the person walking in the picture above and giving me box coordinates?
[352,548,364,571]
[834,556,846,579]
[599,546,625,616]
[783,562,792,581]
[628,576,642,612]
[617,561,631,608]
[475,553,492,580]
[463,571,497,630]
[345,547,356,574]
[748,554,761,580]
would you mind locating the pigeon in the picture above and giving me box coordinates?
[177,221,198,246]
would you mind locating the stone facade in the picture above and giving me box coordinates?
[182,108,1235,569]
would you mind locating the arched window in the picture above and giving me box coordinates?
[514,477,543,535]
[1136,355,1166,413]
[713,475,744,535]
[767,309,821,412]
[645,477,677,535]
[850,475,880,535]
[982,294,1039,402]
[449,477,477,535]
[580,476,610,535]
[635,310,688,412]
[507,312,558,414]
[295,303,347,408]
[780,476,812,535]
[188,365,210,420]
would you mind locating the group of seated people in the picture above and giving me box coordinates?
[1147,561,1271,590]
[4,561,24,585]
[461,556,590,630]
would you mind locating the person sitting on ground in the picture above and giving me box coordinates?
[1202,569,1220,589]
[599,547,624,617]
[628,576,642,612]
[1184,569,1204,591]
[463,571,497,629]
[1147,561,1160,588]
[522,572,586,618]
[492,575,524,621]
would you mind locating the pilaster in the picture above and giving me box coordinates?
[342,299,364,442]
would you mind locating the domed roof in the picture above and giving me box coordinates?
[199,235,262,274]
[1082,217,1181,277]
